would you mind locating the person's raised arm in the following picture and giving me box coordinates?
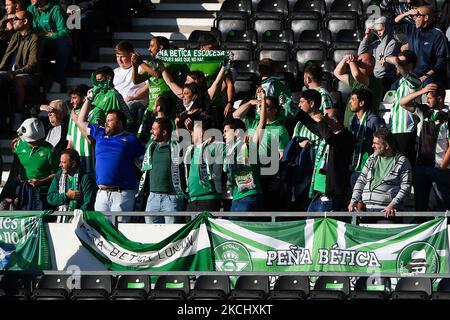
[76,89,94,135]
[233,98,259,120]
[253,87,267,144]
[162,66,183,98]
[399,83,437,113]
[131,53,148,84]
[394,8,417,23]
[208,65,226,100]
[333,55,351,86]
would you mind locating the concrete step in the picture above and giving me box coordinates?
[79,61,117,71]
[132,17,214,27]
[113,32,191,42]
[46,93,69,101]
[67,77,91,87]
[153,3,222,11]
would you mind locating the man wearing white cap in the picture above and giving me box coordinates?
[6,117,58,209]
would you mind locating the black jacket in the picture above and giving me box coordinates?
[296,110,356,198]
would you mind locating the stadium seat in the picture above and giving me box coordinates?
[0,274,34,300]
[110,275,150,300]
[323,0,334,11]
[325,12,359,41]
[252,12,285,41]
[329,45,358,66]
[291,0,326,20]
[148,275,190,300]
[330,0,363,16]
[256,0,290,18]
[431,278,450,300]
[309,276,350,300]
[348,276,391,300]
[391,278,432,300]
[188,276,230,300]
[334,29,364,44]
[268,275,309,300]
[261,29,294,48]
[333,78,352,102]
[235,78,259,101]
[221,43,253,61]
[31,275,73,300]
[233,60,259,75]
[220,0,253,18]
[226,30,257,49]
[215,12,248,40]
[70,275,113,300]
[256,42,291,61]
[289,13,321,40]
[229,276,269,300]
[187,30,221,49]
[293,43,327,72]
[295,30,331,48]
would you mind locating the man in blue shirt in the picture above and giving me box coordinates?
[77,89,145,221]
[401,5,449,85]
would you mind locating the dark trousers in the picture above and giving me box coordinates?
[414,166,450,211]
[393,133,416,167]
[187,199,221,212]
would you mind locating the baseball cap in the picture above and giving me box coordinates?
[17,118,45,142]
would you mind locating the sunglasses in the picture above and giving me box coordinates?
[13,16,25,21]
[413,13,427,17]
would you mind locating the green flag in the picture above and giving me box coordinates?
[0,211,52,270]
[73,210,213,271]
[209,217,449,274]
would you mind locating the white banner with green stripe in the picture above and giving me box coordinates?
[74,211,448,274]
[73,210,213,271]
[209,217,449,274]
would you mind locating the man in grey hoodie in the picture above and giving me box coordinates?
[358,16,400,93]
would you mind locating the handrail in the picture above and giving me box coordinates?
[1,210,448,226]
[1,270,450,278]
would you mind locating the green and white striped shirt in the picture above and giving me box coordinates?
[292,121,319,143]
[389,73,421,134]
[316,87,333,111]
[66,108,95,174]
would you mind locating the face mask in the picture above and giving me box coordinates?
[183,100,194,111]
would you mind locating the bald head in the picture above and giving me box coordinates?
[357,53,375,76]
[414,6,433,28]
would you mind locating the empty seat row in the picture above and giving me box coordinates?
[0,274,449,301]
[220,0,369,19]
[215,10,364,41]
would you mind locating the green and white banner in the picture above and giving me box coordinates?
[209,217,449,274]
[74,211,449,274]
[156,49,229,64]
[73,210,213,271]
[0,212,52,270]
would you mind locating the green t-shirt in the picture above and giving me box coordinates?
[149,143,173,194]
[14,139,58,192]
[188,146,222,201]
[90,89,133,125]
[247,119,290,162]
[370,155,396,191]
[226,142,262,200]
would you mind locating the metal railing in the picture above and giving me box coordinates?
[25,210,450,226]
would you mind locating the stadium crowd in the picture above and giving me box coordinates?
[0,0,450,224]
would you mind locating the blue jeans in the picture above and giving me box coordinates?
[95,189,135,223]
[414,166,450,211]
[230,195,263,212]
[307,194,345,212]
[145,192,183,224]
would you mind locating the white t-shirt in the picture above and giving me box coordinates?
[113,67,148,102]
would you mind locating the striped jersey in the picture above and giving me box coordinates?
[66,108,95,174]
[315,87,333,111]
[292,121,319,143]
[389,72,421,134]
